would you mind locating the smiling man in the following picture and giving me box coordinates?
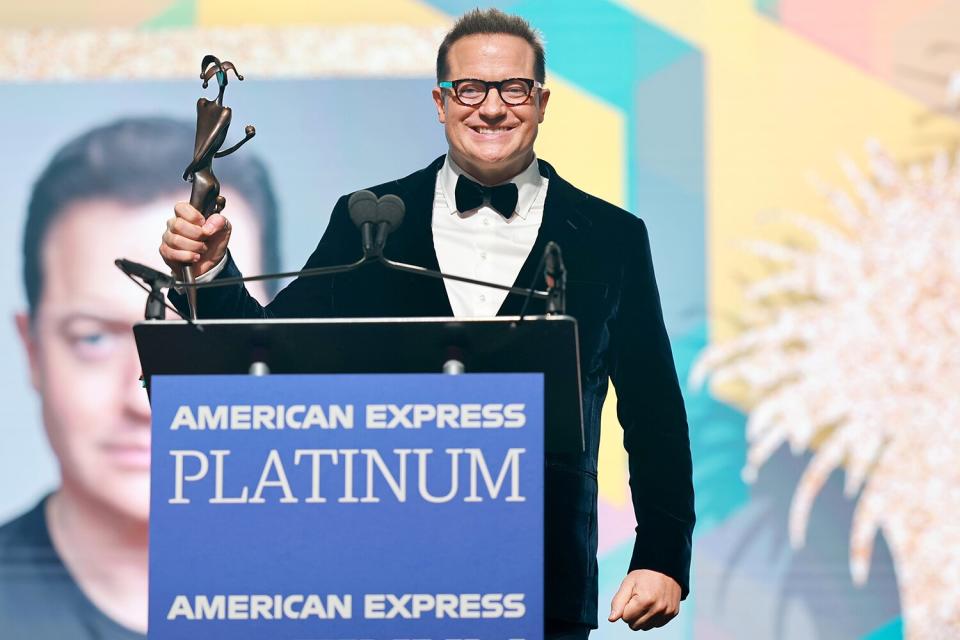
[160,9,695,638]
[0,117,276,639]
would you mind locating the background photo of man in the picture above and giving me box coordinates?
[0,117,279,638]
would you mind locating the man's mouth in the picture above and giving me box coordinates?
[470,125,515,136]
[102,441,152,469]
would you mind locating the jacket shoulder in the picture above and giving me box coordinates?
[359,155,445,199]
[545,162,649,245]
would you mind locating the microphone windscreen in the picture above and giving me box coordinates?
[348,190,379,227]
[376,194,406,230]
[544,241,563,275]
[116,258,174,286]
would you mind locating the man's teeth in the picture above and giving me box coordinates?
[474,127,511,134]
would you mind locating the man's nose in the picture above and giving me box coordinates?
[478,87,508,118]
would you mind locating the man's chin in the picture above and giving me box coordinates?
[88,483,151,525]
[460,148,525,174]
[107,498,151,526]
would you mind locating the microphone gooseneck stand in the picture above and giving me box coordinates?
[118,190,567,324]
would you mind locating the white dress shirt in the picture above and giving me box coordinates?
[433,155,548,317]
[195,155,549,318]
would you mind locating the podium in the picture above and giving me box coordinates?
[134,316,582,640]
[135,315,584,454]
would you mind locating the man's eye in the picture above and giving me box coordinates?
[66,330,121,361]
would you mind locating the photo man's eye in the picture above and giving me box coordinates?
[59,317,128,361]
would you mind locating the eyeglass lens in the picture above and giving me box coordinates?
[456,79,532,105]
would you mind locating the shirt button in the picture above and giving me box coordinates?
[479,294,486,302]
[483,218,490,226]
[480,251,487,260]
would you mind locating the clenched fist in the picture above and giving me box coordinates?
[159,202,232,278]
[608,569,681,631]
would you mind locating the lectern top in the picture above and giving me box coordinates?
[134,315,583,453]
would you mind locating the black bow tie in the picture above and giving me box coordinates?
[454,174,519,219]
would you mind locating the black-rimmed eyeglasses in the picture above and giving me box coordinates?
[438,77,544,106]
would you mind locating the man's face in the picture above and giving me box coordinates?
[16,193,266,523]
[432,33,550,183]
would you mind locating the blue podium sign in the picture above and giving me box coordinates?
[148,373,544,639]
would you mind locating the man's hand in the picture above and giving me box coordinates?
[159,202,231,277]
[608,569,681,631]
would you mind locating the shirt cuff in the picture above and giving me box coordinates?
[196,253,228,282]
[172,253,228,291]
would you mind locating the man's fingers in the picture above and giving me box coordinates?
[167,216,206,241]
[648,610,678,629]
[622,592,655,626]
[174,202,205,225]
[164,203,230,275]
[628,600,677,631]
[162,230,207,255]
[633,611,675,631]
[608,582,635,621]
[159,242,200,265]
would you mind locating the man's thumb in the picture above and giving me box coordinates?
[202,213,230,237]
[608,581,633,621]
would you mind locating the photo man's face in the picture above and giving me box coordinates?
[16,193,266,522]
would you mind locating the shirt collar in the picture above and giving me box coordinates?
[439,154,543,220]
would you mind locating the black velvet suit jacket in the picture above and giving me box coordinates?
[171,155,695,627]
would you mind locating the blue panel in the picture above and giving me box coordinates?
[149,373,545,638]
[672,323,749,533]
[631,52,705,338]
[633,52,705,196]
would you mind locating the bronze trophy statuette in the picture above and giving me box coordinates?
[181,54,256,320]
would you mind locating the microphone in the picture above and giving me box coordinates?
[373,194,405,252]
[115,259,175,320]
[348,191,405,257]
[544,241,566,315]
[115,258,176,288]
[348,190,379,257]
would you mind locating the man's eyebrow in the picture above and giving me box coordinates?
[54,312,132,331]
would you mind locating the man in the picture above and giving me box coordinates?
[160,9,694,637]
[0,117,278,638]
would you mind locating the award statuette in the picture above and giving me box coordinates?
[181,54,256,320]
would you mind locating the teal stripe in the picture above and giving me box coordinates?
[140,0,196,30]
[862,616,904,640]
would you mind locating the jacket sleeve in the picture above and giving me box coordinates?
[608,216,695,598]
[169,195,357,320]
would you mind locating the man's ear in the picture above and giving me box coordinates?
[432,87,447,124]
[537,87,551,124]
[15,312,41,392]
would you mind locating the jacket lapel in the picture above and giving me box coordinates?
[497,159,591,316]
[380,155,591,318]
[381,155,454,316]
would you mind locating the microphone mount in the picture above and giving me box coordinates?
[544,241,567,315]
[119,190,563,323]
[114,258,178,321]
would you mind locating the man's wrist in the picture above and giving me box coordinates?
[195,253,228,282]
[172,252,228,291]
